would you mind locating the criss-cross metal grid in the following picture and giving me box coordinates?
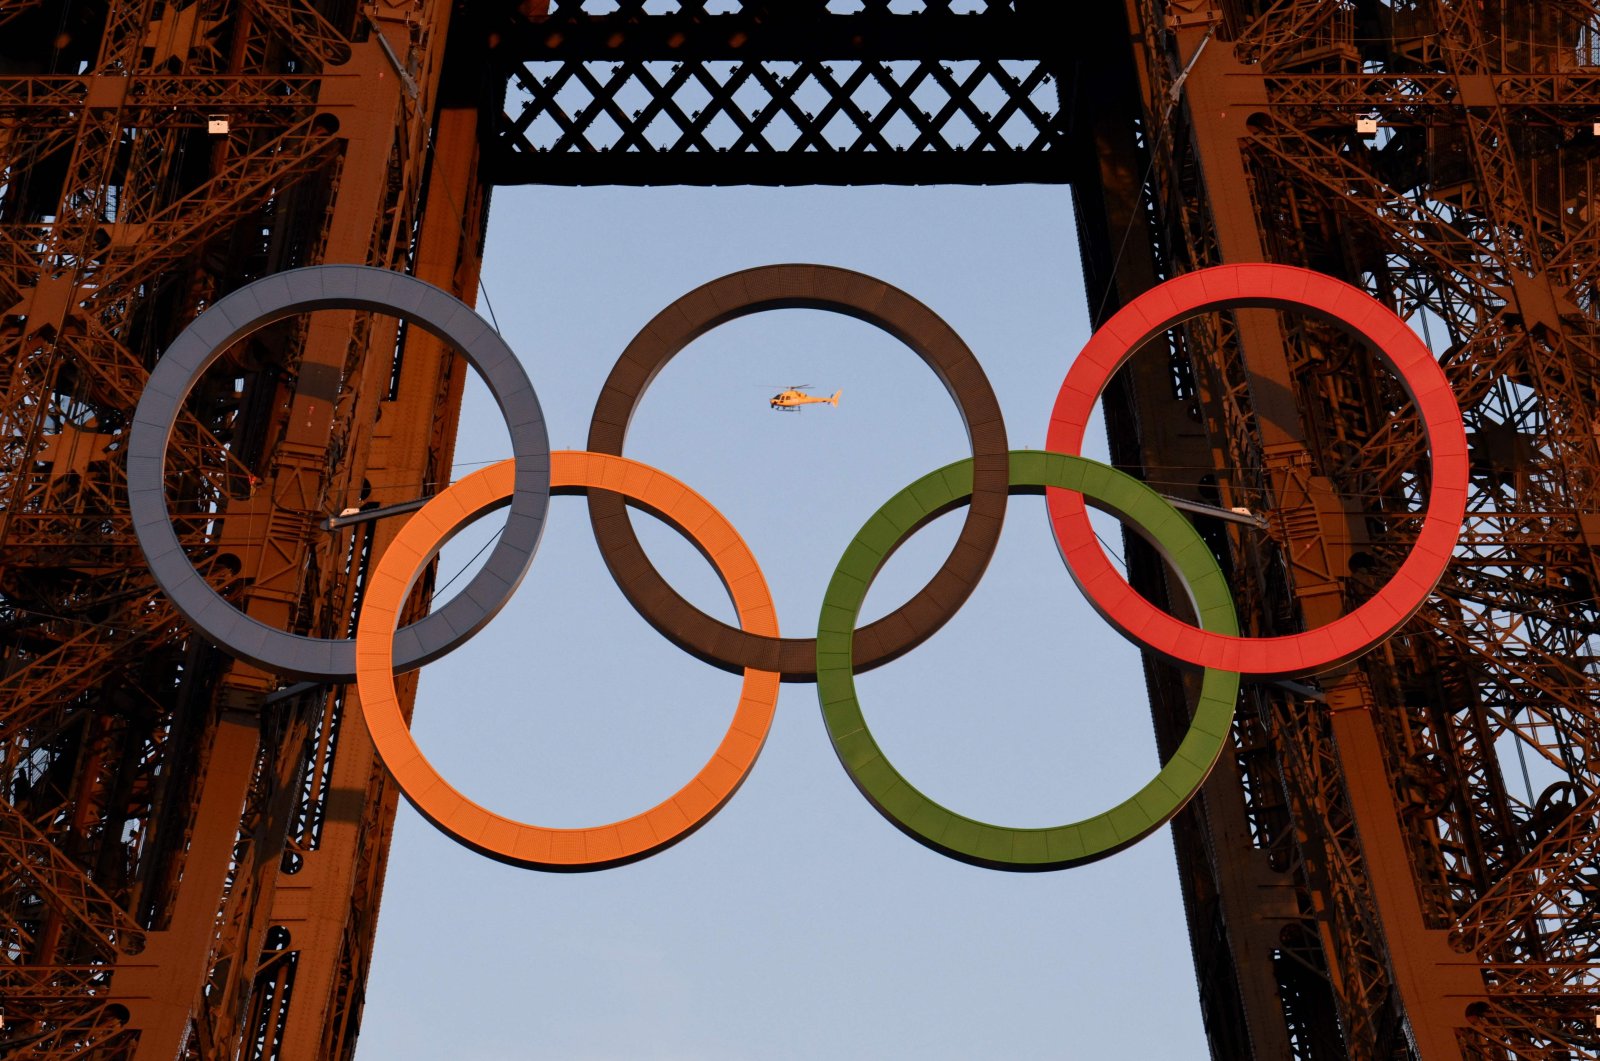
[540,2,1028,19]
[487,3,1076,184]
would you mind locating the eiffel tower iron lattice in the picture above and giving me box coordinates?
[0,2,1596,1059]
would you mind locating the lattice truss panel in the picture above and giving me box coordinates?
[487,0,1075,184]
[1117,1,1600,1058]
[0,3,1081,1058]
[0,1,472,1058]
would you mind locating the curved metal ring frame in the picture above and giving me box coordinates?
[133,262,1467,872]
[586,263,1009,682]
[815,451,1240,871]
[354,451,780,871]
[128,265,551,681]
[1045,263,1469,678]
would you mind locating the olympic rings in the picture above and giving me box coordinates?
[586,263,1009,682]
[1045,264,1469,678]
[816,451,1240,870]
[128,265,551,681]
[133,261,1468,872]
[354,451,780,870]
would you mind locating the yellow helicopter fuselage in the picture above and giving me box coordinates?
[770,388,840,411]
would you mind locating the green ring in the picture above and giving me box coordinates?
[815,451,1241,871]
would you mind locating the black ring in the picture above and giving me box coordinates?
[586,263,1008,682]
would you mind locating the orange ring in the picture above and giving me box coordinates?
[355,451,780,870]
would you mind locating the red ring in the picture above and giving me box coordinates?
[1045,264,1468,678]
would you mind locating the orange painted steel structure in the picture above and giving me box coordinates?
[1,2,1598,1059]
[1071,2,1600,1057]
[0,0,492,1055]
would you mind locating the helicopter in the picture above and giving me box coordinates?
[769,385,841,412]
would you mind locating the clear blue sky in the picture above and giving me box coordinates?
[354,184,1211,1059]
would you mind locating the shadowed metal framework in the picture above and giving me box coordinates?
[1074,2,1600,1057]
[0,1,1596,1059]
[0,0,492,1055]
[479,0,1079,184]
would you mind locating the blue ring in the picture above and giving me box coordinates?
[128,265,550,680]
